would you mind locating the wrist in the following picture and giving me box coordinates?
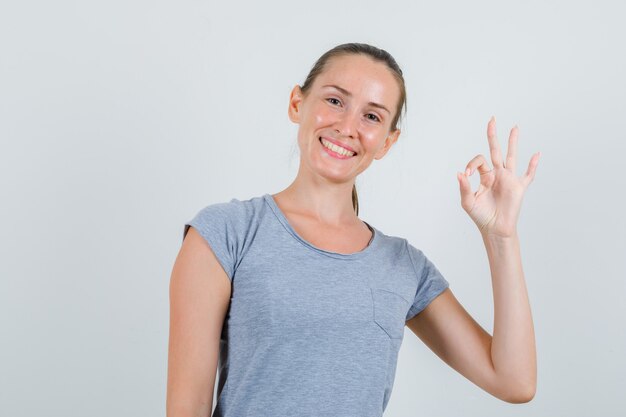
[481,230,519,244]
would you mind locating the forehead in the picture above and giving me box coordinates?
[313,54,400,107]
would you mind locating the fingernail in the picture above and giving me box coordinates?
[465,168,471,176]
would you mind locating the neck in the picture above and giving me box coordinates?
[273,179,358,227]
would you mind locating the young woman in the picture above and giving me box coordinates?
[167,43,540,417]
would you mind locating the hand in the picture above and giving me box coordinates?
[457,116,540,238]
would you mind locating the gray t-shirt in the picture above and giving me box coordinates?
[183,193,450,417]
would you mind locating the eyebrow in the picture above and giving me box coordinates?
[322,84,391,114]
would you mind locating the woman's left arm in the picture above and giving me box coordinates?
[406,116,540,403]
[482,230,536,401]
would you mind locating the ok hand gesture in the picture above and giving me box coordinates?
[457,117,541,238]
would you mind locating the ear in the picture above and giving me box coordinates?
[374,128,401,160]
[287,84,304,124]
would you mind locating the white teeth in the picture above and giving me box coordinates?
[320,138,355,157]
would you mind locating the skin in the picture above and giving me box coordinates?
[167,226,231,417]
[166,53,540,415]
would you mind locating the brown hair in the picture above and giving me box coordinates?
[299,43,407,216]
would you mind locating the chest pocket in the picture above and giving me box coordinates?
[371,288,410,340]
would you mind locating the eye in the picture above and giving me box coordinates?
[326,97,341,106]
[366,113,381,122]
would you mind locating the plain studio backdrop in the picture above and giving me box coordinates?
[1,1,624,416]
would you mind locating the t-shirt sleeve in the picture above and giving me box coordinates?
[182,199,244,281]
[405,242,450,321]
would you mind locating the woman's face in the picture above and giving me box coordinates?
[288,54,402,184]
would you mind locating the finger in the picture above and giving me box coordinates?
[465,154,492,177]
[506,125,519,173]
[457,171,475,212]
[522,152,541,188]
[487,116,504,169]
[465,154,494,189]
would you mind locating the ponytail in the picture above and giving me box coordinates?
[351,183,359,216]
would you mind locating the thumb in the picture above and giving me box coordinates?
[457,172,474,211]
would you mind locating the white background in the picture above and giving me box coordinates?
[1,1,624,416]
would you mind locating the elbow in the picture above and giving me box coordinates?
[502,382,536,404]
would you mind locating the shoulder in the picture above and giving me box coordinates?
[184,194,266,238]
[374,228,441,276]
[369,225,411,259]
[182,194,268,280]
[195,194,261,218]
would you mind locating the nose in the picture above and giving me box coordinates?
[334,109,359,138]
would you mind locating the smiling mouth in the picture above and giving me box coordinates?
[319,137,357,157]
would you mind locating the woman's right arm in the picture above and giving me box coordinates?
[166,226,232,417]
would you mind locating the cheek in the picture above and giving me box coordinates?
[362,132,387,152]
[312,107,333,127]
